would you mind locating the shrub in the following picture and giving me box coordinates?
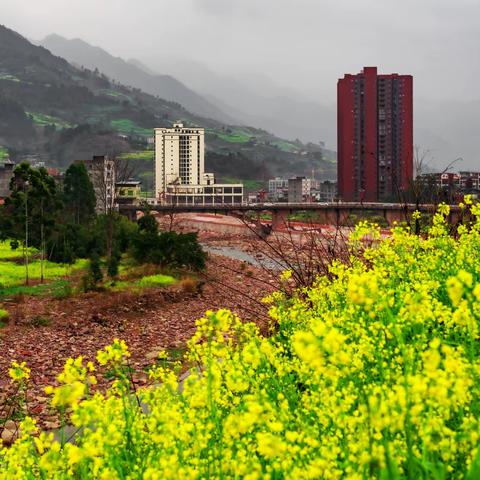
[179,276,199,294]
[0,308,9,326]
[107,251,120,279]
[2,203,480,478]
[131,213,206,270]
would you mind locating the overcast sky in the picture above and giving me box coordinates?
[1,0,479,104]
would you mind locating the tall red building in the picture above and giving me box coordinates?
[337,67,413,202]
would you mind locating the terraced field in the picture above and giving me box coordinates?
[27,112,75,129]
[110,119,152,137]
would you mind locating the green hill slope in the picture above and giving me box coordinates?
[0,24,335,181]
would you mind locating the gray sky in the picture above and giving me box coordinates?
[2,0,480,169]
[1,0,479,102]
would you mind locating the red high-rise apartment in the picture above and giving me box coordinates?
[337,67,413,202]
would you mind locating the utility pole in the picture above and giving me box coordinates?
[24,180,29,286]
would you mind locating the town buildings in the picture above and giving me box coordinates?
[266,176,338,203]
[268,177,289,202]
[154,122,243,205]
[311,180,337,203]
[288,176,312,203]
[417,171,480,199]
[83,155,116,213]
[0,158,15,200]
[337,67,413,202]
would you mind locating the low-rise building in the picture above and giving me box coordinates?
[0,158,15,200]
[311,180,337,202]
[268,177,289,201]
[459,171,480,191]
[83,155,116,213]
[116,180,142,206]
[165,181,243,206]
[288,176,312,203]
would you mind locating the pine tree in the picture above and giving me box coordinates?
[63,162,96,225]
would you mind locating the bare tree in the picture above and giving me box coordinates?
[89,154,135,259]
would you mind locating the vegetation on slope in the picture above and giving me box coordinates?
[2,201,480,478]
[0,24,334,179]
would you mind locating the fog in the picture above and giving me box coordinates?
[1,0,480,168]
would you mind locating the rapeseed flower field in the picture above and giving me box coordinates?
[1,202,480,478]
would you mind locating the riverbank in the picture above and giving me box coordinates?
[0,253,275,431]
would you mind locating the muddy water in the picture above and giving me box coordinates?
[201,244,285,271]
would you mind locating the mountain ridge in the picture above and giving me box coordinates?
[40,34,238,125]
[0,24,335,183]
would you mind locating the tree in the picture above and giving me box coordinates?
[63,162,96,225]
[4,163,60,282]
[131,213,206,270]
[92,154,134,262]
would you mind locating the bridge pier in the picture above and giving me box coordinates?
[383,209,407,226]
[320,208,349,226]
[271,209,289,231]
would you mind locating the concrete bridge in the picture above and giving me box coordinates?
[118,202,462,230]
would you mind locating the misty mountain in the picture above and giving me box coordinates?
[40,34,238,125]
[143,57,337,148]
[145,58,479,170]
[414,99,480,171]
[0,24,335,181]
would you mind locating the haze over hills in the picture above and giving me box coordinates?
[0,24,335,185]
[39,35,337,150]
[45,33,480,171]
[40,34,238,125]
[115,55,338,150]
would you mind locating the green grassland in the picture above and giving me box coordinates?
[270,139,299,153]
[207,127,301,154]
[0,242,37,259]
[119,150,154,161]
[0,242,177,299]
[0,259,87,289]
[110,119,152,137]
[109,273,176,292]
[0,241,87,298]
[207,128,255,144]
[27,112,75,129]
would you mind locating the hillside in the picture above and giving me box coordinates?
[40,34,238,125]
[0,24,335,184]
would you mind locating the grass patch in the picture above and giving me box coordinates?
[270,139,299,153]
[26,112,75,129]
[0,309,9,323]
[118,150,154,161]
[207,128,256,144]
[0,258,87,289]
[0,242,38,260]
[137,274,176,288]
[0,279,73,300]
[0,73,20,83]
[110,119,152,137]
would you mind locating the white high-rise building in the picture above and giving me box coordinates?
[154,122,243,206]
[154,123,205,195]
